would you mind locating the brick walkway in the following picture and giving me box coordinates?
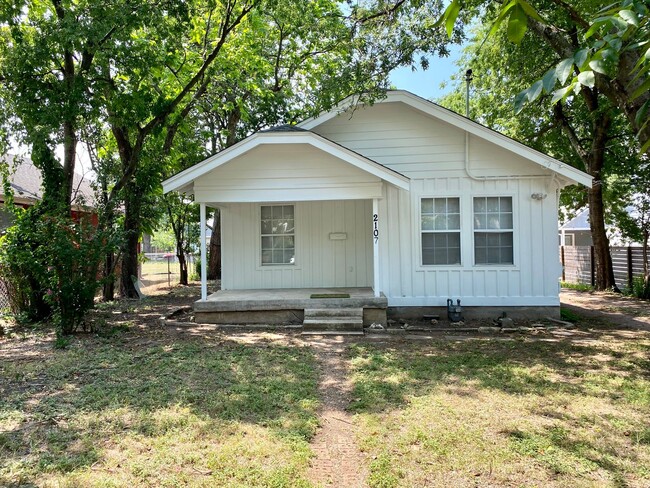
[307,336,368,487]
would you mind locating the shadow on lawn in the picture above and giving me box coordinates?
[0,334,319,484]
[347,338,649,414]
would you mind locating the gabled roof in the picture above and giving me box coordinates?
[1,154,95,207]
[163,129,411,194]
[560,208,590,231]
[299,90,592,188]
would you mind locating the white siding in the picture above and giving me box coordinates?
[310,101,562,306]
[313,102,552,180]
[195,143,383,203]
[221,200,373,289]
[375,177,562,306]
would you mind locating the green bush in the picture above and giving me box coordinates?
[631,274,650,299]
[0,204,116,336]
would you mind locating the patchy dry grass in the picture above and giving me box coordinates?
[349,335,650,488]
[0,326,319,487]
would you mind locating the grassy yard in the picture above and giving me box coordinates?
[2,287,650,487]
[0,325,319,486]
[348,334,650,487]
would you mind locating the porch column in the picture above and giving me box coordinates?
[200,202,207,301]
[372,198,380,298]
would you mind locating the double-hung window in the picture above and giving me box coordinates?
[421,197,461,265]
[473,196,513,265]
[261,205,295,265]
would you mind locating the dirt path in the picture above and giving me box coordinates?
[561,289,650,331]
[306,336,368,488]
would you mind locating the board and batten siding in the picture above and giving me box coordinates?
[312,101,562,306]
[221,200,373,290]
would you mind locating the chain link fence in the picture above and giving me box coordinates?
[140,253,198,291]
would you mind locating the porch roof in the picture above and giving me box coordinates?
[162,129,411,200]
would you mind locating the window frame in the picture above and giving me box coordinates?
[472,195,515,266]
[259,203,297,267]
[419,196,462,267]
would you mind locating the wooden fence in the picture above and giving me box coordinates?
[560,245,648,290]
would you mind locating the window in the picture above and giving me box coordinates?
[261,205,295,265]
[421,197,461,265]
[564,234,574,246]
[473,196,513,265]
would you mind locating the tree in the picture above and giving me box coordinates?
[439,7,644,290]
[438,0,650,154]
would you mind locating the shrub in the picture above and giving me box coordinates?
[0,204,117,337]
[631,274,650,300]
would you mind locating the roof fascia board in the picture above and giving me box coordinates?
[162,131,410,194]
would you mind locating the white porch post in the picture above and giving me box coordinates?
[372,198,380,298]
[200,202,207,301]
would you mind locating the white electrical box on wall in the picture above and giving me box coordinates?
[329,232,347,240]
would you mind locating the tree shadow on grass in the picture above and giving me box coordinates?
[347,338,650,413]
[0,335,319,485]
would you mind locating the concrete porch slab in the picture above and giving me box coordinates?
[194,287,387,326]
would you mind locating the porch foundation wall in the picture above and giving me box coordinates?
[195,308,387,326]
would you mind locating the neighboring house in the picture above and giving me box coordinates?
[559,207,642,247]
[163,90,591,324]
[559,209,592,246]
[0,154,97,230]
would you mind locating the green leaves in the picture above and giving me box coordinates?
[507,4,528,43]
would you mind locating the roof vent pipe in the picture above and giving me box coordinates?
[465,69,473,118]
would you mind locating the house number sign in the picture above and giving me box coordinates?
[373,213,379,244]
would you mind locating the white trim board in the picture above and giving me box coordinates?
[163,131,410,194]
[299,90,592,188]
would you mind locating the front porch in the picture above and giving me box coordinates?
[194,287,387,328]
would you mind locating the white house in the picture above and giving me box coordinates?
[163,91,591,327]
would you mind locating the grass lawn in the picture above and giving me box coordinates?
[349,334,650,487]
[0,324,319,486]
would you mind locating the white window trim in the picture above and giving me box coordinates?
[257,203,299,269]
[417,195,463,268]
[472,195,517,267]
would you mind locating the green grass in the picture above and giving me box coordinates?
[0,332,320,487]
[348,336,650,487]
[561,281,595,292]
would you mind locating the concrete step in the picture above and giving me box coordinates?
[302,330,364,336]
[304,308,364,318]
[302,307,364,334]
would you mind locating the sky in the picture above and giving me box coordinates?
[388,45,464,102]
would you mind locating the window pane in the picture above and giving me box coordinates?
[283,205,294,219]
[500,197,512,212]
[501,247,513,263]
[422,198,433,214]
[421,215,434,231]
[447,198,460,213]
[447,214,460,230]
[261,220,273,234]
[487,214,501,229]
[487,197,499,212]
[261,236,272,250]
[262,250,273,264]
[474,197,486,212]
[422,249,435,265]
[272,206,283,219]
[284,250,295,264]
[433,214,447,230]
[261,206,272,219]
[474,214,486,229]
[500,214,513,230]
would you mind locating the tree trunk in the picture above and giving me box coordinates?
[120,184,141,298]
[588,179,618,291]
[207,208,221,280]
[103,251,115,301]
[177,249,188,285]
